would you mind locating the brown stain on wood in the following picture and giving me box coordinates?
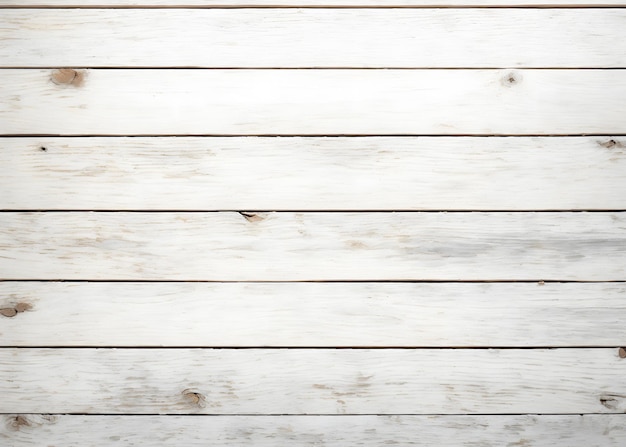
[182,389,207,408]
[8,415,31,431]
[0,302,32,318]
[0,308,17,317]
[51,68,85,87]
[618,347,626,359]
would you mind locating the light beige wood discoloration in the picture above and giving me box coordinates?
[2,137,626,210]
[1,212,625,280]
[2,10,625,68]
[2,415,625,446]
[2,70,625,135]
[1,282,625,346]
[1,348,625,414]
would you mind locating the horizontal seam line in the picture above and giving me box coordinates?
[1,5,625,9]
[1,280,625,283]
[3,67,626,69]
[1,412,623,416]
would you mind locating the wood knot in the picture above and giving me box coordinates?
[0,302,32,318]
[600,395,619,410]
[619,347,626,359]
[9,415,31,431]
[182,389,206,408]
[599,139,624,149]
[501,71,521,87]
[239,212,265,223]
[51,68,85,87]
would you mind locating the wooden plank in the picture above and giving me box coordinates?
[2,9,625,68]
[2,282,625,347]
[2,415,625,446]
[1,0,624,6]
[2,137,626,210]
[1,212,625,281]
[1,348,625,413]
[1,70,625,135]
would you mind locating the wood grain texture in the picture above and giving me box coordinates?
[1,0,624,5]
[3,137,626,210]
[1,212,625,281]
[2,282,625,347]
[2,415,626,446]
[2,9,625,68]
[2,69,625,135]
[1,348,625,414]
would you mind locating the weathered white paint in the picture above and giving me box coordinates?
[3,137,626,210]
[2,69,625,135]
[1,348,625,414]
[2,415,626,446]
[1,212,625,281]
[2,9,625,68]
[2,282,625,347]
[0,0,623,5]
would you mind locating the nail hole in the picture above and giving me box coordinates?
[501,71,522,88]
[40,146,47,152]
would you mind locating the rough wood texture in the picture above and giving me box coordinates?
[2,282,625,347]
[2,415,626,446]
[1,212,625,281]
[2,9,625,68]
[2,69,625,135]
[1,0,623,5]
[0,212,626,281]
[1,348,625,414]
[3,137,626,210]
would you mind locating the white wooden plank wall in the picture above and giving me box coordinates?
[0,0,625,445]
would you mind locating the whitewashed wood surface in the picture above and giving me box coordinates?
[2,69,626,135]
[1,0,624,444]
[1,282,625,347]
[1,348,625,414]
[1,212,625,280]
[1,0,623,5]
[2,9,625,68]
[3,137,626,210]
[3,415,626,447]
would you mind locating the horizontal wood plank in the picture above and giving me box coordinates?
[1,348,625,413]
[2,69,625,135]
[2,212,625,281]
[1,282,625,347]
[2,9,625,68]
[2,136,626,210]
[2,415,626,446]
[1,0,624,6]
